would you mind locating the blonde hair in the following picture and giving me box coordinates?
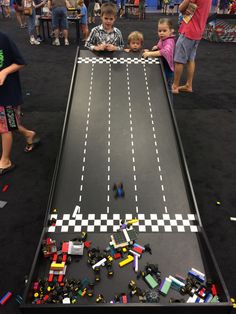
[101,2,117,16]
[127,31,144,44]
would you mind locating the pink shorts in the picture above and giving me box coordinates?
[0,105,21,134]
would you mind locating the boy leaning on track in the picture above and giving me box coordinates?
[85,2,124,52]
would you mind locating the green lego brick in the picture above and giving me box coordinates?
[144,274,158,289]
[160,277,172,296]
[211,295,219,303]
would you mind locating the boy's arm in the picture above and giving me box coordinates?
[114,31,124,51]
[0,64,24,86]
[85,28,97,50]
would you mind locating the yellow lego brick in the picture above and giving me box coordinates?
[127,219,139,225]
[119,255,134,267]
[122,247,127,252]
[50,262,65,271]
[107,255,113,262]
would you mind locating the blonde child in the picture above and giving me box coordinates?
[124,31,148,53]
[143,18,175,94]
[77,0,88,41]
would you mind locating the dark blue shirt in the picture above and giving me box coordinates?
[0,32,26,106]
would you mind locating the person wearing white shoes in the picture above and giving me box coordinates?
[24,0,46,45]
[48,0,72,46]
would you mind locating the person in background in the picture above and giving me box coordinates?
[24,0,46,45]
[0,31,40,175]
[218,0,229,13]
[167,0,175,14]
[228,0,236,13]
[85,2,124,51]
[94,0,101,16]
[172,0,211,94]
[88,0,95,23]
[119,0,125,17]
[211,0,219,13]
[77,0,88,41]
[48,0,72,46]
[14,0,26,28]
[139,0,145,20]
[2,0,11,18]
[143,18,175,95]
[34,0,46,42]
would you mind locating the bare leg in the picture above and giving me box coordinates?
[178,60,195,92]
[63,29,68,40]
[15,11,23,27]
[21,13,26,26]
[0,132,13,168]
[172,62,184,94]
[18,125,36,143]
[54,28,59,39]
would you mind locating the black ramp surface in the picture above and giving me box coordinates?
[50,50,195,225]
[21,50,231,312]
[43,50,207,300]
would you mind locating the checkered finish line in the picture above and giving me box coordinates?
[77,57,160,65]
[48,213,199,233]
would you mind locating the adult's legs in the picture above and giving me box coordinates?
[0,132,13,169]
[15,10,24,27]
[63,28,68,41]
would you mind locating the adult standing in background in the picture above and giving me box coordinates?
[172,0,211,94]
[48,0,72,46]
[88,0,95,23]
[14,0,26,28]
[218,0,229,13]
[211,0,219,12]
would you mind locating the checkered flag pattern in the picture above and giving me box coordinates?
[215,19,236,42]
[48,213,199,233]
[77,57,160,65]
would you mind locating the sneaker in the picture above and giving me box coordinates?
[52,38,60,46]
[30,37,40,45]
[34,39,40,45]
[65,39,69,46]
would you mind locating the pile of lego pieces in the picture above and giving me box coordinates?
[31,220,220,305]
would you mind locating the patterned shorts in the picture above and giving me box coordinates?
[0,105,21,134]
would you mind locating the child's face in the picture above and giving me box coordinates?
[158,23,173,40]
[101,14,116,32]
[129,39,142,52]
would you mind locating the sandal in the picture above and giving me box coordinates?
[0,164,16,175]
[24,135,41,153]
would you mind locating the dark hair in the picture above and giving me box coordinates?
[158,18,173,30]
[101,2,117,16]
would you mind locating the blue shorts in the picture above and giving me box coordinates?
[52,6,68,30]
[174,34,200,64]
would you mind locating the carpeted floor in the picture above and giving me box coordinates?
[0,12,236,313]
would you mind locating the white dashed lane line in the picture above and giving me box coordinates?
[107,64,112,214]
[72,63,95,218]
[143,63,168,214]
[126,64,139,214]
